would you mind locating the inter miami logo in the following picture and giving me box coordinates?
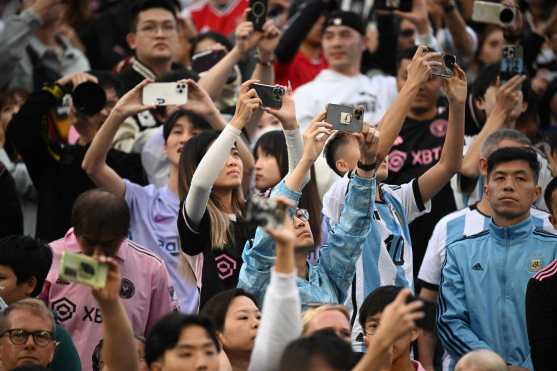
[215,253,237,279]
[52,298,77,322]
[119,278,136,299]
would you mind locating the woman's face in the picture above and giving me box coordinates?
[213,146,244,189]
[479,29,504,65]
[254,147,282,191]
[220,296,261,353]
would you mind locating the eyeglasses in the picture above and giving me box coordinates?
[1,329,55,347]
[295,208,310,222]
[138,23,177,36]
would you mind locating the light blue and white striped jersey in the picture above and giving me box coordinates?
[322,174,431,352]
[418,205,556,289]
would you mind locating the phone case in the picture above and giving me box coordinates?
[59,252,108,289]
[472,1,504,25]
[326,104,364,133]
[142,82,188,106]
[251,83,284,109]
[191,49,226,73]
[500,45,524,83]
[249,0,268,31]
[374,0,412,12]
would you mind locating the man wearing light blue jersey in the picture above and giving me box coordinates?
[322,47,468,352]
[417,128,556,371]
[438,147,557,371]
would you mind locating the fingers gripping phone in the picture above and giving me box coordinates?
[59,252,109,289]
[142,82,188,106]
[325,104,364,133]
[249,0,268,31]
[251,83,285,109]
[431,54,456,79]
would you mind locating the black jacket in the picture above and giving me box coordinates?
[0,162,23,238]
[6,88,147,241]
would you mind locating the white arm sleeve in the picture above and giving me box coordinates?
[185,125,241,227]
[248,270,302,371]
[284,129,310,187]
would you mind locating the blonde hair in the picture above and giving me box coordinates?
[302,304,350,335]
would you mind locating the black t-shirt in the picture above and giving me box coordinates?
[385,109,456,277]
[178,204,256,308]
[0,162,22,238]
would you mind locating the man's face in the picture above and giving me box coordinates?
[128,8,178,65]
[364,312,418,363]
[322,25,364,73]
[397,59,441,112]
[76,232,124,257]
[153,325,219,371]
[305,310,351,343]
[397,19,416,51]
[0,310,56,369]
[164,117,202,168]
[0,266,35,305]
[294,209,314,249]
[486,160,541,221]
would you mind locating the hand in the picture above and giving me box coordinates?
[256,20,281,60]
[302,112,333,161]
[404,46,444,89]
[265,197,296,247]
[0,126,5,148]
[441,64,467,105]
[230,80,263,129]
[24,0,63,22]
[264,83,297,129]
[181,79,219,117]
[91,256,122,306]
[112,79,156,119]
[354,124,380,165]
[372,289,424,347]
[492,75,527,120]
[235,15,261,56]
[56,72,98,90]
[394,0,431,33]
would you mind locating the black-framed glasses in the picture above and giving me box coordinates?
[1,329,55,347]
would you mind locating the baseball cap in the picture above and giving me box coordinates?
[322,10,366,36]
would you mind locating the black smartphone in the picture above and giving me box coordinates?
[431,54,456,79]
[500,45,524,84]
[191,49,226,74]
[406,297,437,332]
[374,0,412,12]
[251,83,285,109]
[249,0,268,31]
[325,104,364,133]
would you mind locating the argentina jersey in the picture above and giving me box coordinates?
[419,204,556,289]
[322,175,431,352]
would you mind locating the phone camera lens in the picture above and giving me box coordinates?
[499,7,514,24]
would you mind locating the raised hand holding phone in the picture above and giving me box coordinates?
[302,112,333,161]
[263,82,297,129]
[112,79,156,120]
[230,80,263,130]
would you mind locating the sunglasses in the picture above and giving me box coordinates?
[400,28,415,38]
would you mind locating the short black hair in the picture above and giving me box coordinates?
[359,285,403,331]
[253,131,288,178]
[88,70,123,97]
[0,235,52,298]
[544,177,557,215]
[324,132,354,176]
[190,32,233,57]
[145,313,220,366]
[71,189,130,239]
[396,46,419,72]
[486,147,540,183]
[130,0,177,33]
[163,109,212,143]
[200,288,258,332]
[279,329,357,371]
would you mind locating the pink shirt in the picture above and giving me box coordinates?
[42,229,174,371]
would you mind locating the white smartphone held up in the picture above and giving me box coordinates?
[471,1,515,26]
[142,82,188,106]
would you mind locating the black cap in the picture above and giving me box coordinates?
[323,10,365,36]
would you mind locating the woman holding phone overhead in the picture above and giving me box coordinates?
[177,80,261,308]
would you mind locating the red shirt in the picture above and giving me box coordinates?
[275,51,328,90]
[186,0,248,36]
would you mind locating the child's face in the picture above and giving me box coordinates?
[335,136,360,175]
[364,312,418,364]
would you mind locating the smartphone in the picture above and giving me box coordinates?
[431,54,456,79]
[251,83,285,109]
[472,1,515,25]
[142,82,188,106]
[245,196,287,228]
[59,252,109,289]
[191,49,227,74]
[500,45,524,83]
[249,0,268,31]
[374,0,412,13]
[406,297,437,332]
[325,104,364,133]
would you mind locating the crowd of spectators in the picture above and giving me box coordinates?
[1,0,557,370]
